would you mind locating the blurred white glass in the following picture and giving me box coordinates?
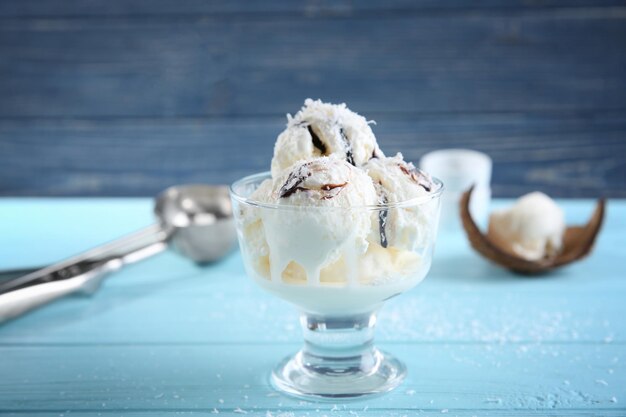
[420,149,492,232]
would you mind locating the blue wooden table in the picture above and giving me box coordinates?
[0,198,624,416]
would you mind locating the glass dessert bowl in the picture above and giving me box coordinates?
[231,171,443,400]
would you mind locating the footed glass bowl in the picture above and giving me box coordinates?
[230,172,443,400]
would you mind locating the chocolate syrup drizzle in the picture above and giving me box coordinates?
[399,164,432,192]
[279,164,312,198]
[279,162,348,200]
[320,182,348,200]
[307,125,327,155]
[302,121,357,167]
[339,128,355,166]
[378,190,389,248]
[321,183,346,191]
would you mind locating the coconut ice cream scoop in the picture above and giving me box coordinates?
[275,156,378,207]
[365,153,435,250]
[487,192,565,261]
[271,99,383,178]
[262,156,378,285]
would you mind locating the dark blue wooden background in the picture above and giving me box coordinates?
[0,1,625,197]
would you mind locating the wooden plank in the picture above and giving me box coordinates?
[2,412,626,417]
[0,344,623,413]
[0,11,624,118]
[1,113,625,197]
[0,197,620,271]
[0,199,623,345]
[1,276,624,345]
[1,1,624,17]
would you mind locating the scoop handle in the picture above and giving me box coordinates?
[0,224,169,324]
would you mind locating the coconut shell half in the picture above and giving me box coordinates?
[460,187,606,275]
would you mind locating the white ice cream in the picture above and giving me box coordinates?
[365,153,435,251]
[262,157,378,285]
[271,99,383,178]
[487,192,565,261]
[235,99,441,315]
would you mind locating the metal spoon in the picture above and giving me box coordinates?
[0,184,236,324]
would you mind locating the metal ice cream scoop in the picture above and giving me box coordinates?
[0,184,236,324]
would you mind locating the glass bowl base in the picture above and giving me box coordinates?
[271,348,407,400]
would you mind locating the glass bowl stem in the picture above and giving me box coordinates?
[271,310,406,399]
